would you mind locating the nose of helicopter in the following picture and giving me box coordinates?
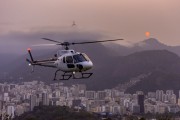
[83,61,93,71]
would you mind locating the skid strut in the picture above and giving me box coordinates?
[54,70,72,80]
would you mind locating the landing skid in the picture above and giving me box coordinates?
[53,70,93,80]
[73,72,93,79]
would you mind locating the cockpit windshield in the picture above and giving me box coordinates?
[73,54,89,63]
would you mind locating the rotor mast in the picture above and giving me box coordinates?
[61,42,70,50]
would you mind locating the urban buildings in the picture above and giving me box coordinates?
[0,81,180,119]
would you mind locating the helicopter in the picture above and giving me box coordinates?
[26,38,123,80]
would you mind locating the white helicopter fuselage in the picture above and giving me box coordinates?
[54,50,93,72]
[27,38,123,80]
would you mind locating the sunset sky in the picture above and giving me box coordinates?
[0,0,180,54]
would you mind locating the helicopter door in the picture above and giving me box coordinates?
[65,56,75,68]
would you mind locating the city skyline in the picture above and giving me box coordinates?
[0,80,180,119]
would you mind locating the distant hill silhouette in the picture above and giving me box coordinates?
[107,38,180,56]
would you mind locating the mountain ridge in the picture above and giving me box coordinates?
[106,38,180,56]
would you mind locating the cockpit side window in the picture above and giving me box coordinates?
[66,56,73,63]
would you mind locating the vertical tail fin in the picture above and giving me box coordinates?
[26,48,35,72]
[27,48,34,62]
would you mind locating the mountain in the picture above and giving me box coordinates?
[106,38,180,56]
[135,38,167,49]
[135,38,180,56]
[114,50,180,93]
[90,50,180,90]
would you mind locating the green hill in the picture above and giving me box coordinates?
[13,106,99,120]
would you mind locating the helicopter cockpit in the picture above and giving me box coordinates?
[63,53,90,64]
[73,53,90,63]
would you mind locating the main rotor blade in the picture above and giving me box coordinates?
[32,44,58,47]
[42,38,62,44]
[71,39,124,45]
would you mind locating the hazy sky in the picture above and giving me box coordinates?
[0,0,180,54]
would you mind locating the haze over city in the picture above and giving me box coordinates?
[0,0,180,54]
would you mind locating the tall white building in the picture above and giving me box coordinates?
[156,90,164,101]
[30,94,37,111]
[85,91,96,100]
[7,105,15,118]
[169,94,177,104]
[166,90,174,102]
